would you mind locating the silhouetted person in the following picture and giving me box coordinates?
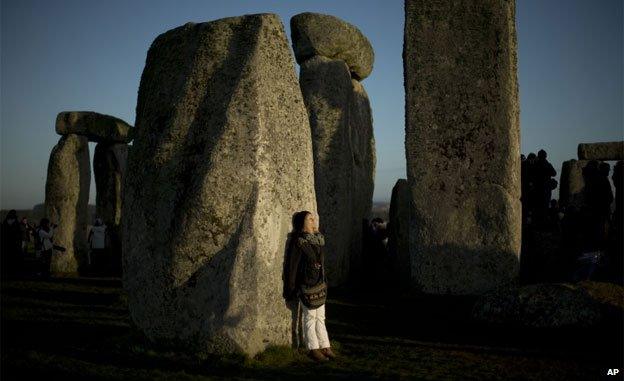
[19,217,32,254]
[362,218,390,286]
[521,154,528,218]
[88,218,108,273]
[1,210,22,278]
[534,150,557,223]
[521,153,539,223]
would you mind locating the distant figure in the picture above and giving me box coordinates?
[38,218,56,279]
[361,218,389,286]
[520,154,528,214]
[88,218,108,271]
[19,217,33,254]
[1,210,22,278]
[535,149,557,222]
[283,211,334,362]
[371,218,389,271]
[521,153,538,223]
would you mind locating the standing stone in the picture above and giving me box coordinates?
[388,179,410,287]
[94,143,127,270]
[404,0,521,294]
[559,159,590,209]
[123,14,317,356]
[44,134,90,273]
[578,142,624,161]
[292,13,376,286]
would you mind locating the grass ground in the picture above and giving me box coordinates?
[1,276,621,380]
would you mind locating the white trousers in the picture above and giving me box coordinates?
[301,303,330,350]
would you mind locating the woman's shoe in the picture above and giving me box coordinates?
[308,349,329,362]
[320,347,336,359]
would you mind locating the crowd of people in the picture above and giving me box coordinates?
[521,150,622,284]
[521,149,558,226]
[0,210,112,279]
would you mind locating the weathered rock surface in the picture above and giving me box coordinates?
[578,141,624,161]
[472,282,624,328]
[298,55,375,286]
[404,0,521,294]
[44,134,91,273]
[388,179,410,287]
[559,159,589,209]
[123,14,317,356]
[291,12,374,80]
[94,143,127,259]
[56,111,133,143]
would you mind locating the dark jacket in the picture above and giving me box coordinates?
[283,233,325,301]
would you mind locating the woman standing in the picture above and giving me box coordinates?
[38,218,55,279]
[284,211,335,362]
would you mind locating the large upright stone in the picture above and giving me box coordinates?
[291,13,374,80]
[44,134,91,273]
[404,0,521,294]
[388,179,410,287]
[296,55,375,285]
[56,111,133,143]
[578,142,624,161]
[123,14,317,356]
[94,142,127,262]
[559,159,589,209]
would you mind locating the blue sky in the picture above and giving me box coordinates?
[1,0,622,209]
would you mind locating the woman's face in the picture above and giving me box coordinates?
[303,213,316,233]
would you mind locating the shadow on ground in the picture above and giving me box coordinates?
[1,277,621,380]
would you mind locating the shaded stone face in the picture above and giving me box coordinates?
[56,111,133,143]
[349,78,376,278]
[297,55,375,286]
[291,12,374,80]
[44,134,91,273]
[299,56,354,285]
[388,179,410,287]
[94,143,127,257]
[404,0,521,294]
[123,14,317,356]
[578,142,624,161]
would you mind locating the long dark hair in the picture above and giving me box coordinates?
[292,210,311,237]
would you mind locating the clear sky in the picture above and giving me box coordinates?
[1,0,622,209]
